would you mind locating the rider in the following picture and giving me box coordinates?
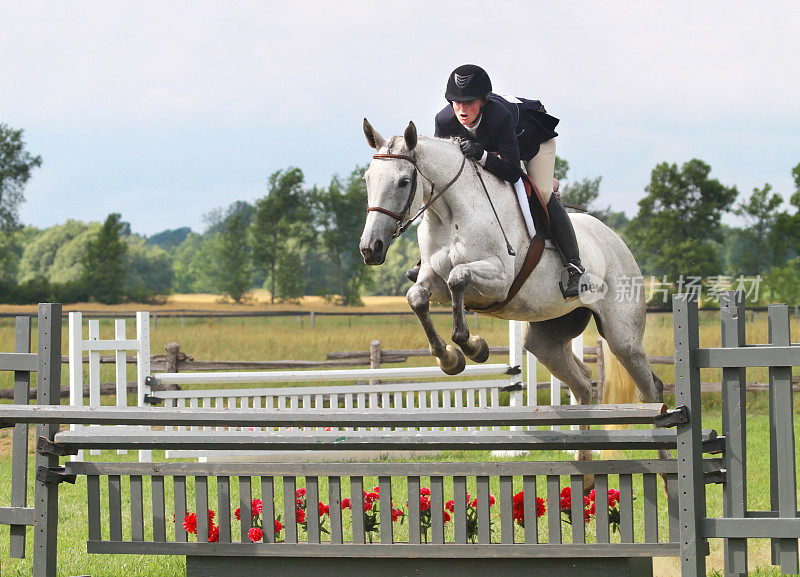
[412,64,586,299]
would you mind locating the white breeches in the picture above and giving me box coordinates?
[524,137,556,205]
[513,179,536,238]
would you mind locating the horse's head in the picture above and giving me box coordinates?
[359,118,419,265]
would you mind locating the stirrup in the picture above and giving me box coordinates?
[559,263,585,299]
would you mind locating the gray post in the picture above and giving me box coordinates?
[672,294,706,577]
[767,304,799,574]
[165,342,180,373]
[32,303,62,577]
[10,316,32,558]
[310,311,315,329]
[720,291,748,577]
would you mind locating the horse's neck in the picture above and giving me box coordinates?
[415,139,478,225]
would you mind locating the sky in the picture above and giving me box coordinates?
[2,1,800,236]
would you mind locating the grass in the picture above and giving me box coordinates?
[1,296,800,576]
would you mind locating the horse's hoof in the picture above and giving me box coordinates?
[436,345,466,375]
[464,335,490,363]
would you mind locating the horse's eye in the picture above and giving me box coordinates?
[399,177,411,188]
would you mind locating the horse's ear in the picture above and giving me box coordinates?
[404,121,417,150]
[363,118,386,150]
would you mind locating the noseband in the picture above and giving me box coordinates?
[368,152,467,238]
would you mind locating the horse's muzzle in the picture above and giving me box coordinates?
[360,239,385,265]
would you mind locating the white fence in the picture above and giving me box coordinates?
[68,313,584,461]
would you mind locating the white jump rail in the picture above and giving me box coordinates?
[68,314,586,462]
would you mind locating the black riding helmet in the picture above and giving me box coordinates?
[445,64,492,102]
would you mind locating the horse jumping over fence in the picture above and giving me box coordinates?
[359,121,664,461]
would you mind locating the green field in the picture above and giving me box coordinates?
[1,309,799,576]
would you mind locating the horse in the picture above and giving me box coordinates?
[358,120,664,462]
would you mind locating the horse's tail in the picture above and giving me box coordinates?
[600,338,641,458]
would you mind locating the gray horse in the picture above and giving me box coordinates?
[359,120,664,422]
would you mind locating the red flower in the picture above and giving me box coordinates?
[372,486,380,494]
[420,487,431,496]
[296,488,307,498]
[296,509,306,524]
[443,510,451,523]
[183,513,198,534]
[234,507,241,521]
[274,519,283,534]
[341,498,352,510]
[208,524,219,542]
[445,499,455,513]
[363,501,374,513]
[318,502,330,516]
[391,507,403,522]
[420,496,431,512]
[608,489,621,506]
[489,494,496,506]
[588,489,596,502]
[366,492,379,503]
[537,497,546,518]
[559,487,572,511]
[470,498,478,509]
[252,499,263,515]
[248,527,264,542]
[208,510,216,524]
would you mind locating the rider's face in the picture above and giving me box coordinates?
[452,99,483,127]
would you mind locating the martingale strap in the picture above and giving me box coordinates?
[470,235,547,314]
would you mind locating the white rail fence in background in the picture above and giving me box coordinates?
[68,313,584,461]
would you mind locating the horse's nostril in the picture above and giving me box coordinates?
[373,240,384,254]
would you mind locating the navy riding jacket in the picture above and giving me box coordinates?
[434,94,559,184]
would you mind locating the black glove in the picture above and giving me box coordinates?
[459,139,484,160]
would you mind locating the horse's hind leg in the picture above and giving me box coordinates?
[447,266,490,363]
[523,312,596,478]
[407,271,465,375]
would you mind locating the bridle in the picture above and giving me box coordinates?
[368,152,467,238]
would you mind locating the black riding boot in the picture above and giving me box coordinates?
[546,195,585,298]
[406,259,422,283]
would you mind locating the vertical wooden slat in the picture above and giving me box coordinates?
[68,312,84,462]
[430,476,444,544]
[768,304,799,574]
[570,475,585,543]
[643,473,658,543]
[174,476,187,542]
[478,388,487,431]
[10,315,31,557]
[130,475,144,541]
[500,476,514,544]
[196,477,209,542]
[217,476,231,543]
[114,319,127,408]
[546,475,561,544]
[595,475,610,544]
[453,390,464,431]
[88,319,101,456]
[109,475,122,541]
[261,476,275,543]
[408,476,421,544]
[136,311,152,462]
[466,388,475,432]
[307,477,320,544]
[720,291,748,576]
[453,476,467,544]
[283,476,297,543]
[239,476,252,542]
[620,474,634,543]
[523,475,538,544]
[153,476,166,542]
[665,474,679,543]
[87,475,101,542]
[351,477,365,543]
[477,476,491,544]
[379,476,393,544]
[329,476,343,544]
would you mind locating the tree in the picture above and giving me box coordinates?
[82,213,128,304]
[773,162,800,259]
[311,166,373,305]
[216,211,252,302]
[125,237,174,300]
[627,159,738,279]
[0,123,42,234]
[251,168,313,303]
[730,183,783,275]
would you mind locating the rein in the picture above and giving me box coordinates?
[369,152,467,238]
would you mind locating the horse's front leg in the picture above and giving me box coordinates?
[407,267,466,375]
[447,261,508,363]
